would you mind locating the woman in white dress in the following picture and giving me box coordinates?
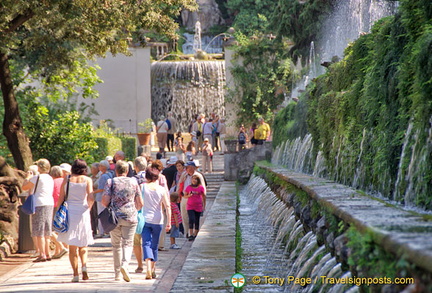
[57,159,94,283]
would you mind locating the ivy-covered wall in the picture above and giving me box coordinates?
[273,0,432,209]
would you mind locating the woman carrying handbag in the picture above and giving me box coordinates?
[57,159,94,283]
[22,159,54,263]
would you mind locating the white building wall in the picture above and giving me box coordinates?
[79,47,151,134]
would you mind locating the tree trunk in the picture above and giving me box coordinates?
[0,52,33,171]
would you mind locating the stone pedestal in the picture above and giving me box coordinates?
[18,204,34,252]
[224,139,238,153]
[138,145,152,157]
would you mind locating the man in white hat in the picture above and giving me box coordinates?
[162,156,178,189]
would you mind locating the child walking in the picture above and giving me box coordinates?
[170,192,182,249]
[184,175,206,241]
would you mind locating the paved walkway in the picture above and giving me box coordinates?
[0,152,237,292]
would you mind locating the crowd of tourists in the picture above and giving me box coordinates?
[21,149,207,283]
[155,112,271,169]
[20,111,270,283]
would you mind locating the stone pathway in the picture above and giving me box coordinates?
[0,152,237,292]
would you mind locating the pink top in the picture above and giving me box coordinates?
[52,177,64,207]
[185,185,205,212]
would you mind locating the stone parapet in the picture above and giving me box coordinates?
[224,142,272,181]
[256,162,432,277]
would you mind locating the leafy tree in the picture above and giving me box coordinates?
[228,33,295,126]
[0,0,196,171]
[227,0,276,36]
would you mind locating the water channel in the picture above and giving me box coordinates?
[238,175,355,293]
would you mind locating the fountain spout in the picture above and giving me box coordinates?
[193,21,202,53]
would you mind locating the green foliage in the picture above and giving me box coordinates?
[229,35,295,127]
[270,0,333,62]
[272,100,308,147]
[24,100,97,166]
[119,136,137,161]
[346,227,411,281]
[227,0,275,36]
[91,137,122,163]
[272,1,432,209]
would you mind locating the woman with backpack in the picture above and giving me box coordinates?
[238,125,248,150]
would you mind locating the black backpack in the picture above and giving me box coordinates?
[238,132,246,144]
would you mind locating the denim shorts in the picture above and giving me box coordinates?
[170,225,180,238]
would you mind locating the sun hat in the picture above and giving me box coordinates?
[59,163,72,173]
[167,156,178,164]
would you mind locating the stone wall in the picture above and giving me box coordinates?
[224,141,272,182]
[254,162,432,292]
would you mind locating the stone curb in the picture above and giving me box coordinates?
[256,162,432,274]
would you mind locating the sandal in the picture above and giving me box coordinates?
[32,257,46,263]
[82,266,89,280]
[135,267,144,273]
[145,271,152,280]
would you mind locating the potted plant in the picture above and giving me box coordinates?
[137,118,153,145]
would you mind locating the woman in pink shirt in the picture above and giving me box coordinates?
[184,175,206,241]
[50,166,68,259]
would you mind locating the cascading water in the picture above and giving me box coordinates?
[317,0,399,62]
[287,1,398,105]
[275,1,405,205]
[239,175,353,292]
[151,60,225,131]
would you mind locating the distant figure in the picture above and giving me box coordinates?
[255,118,271,145]
[201,138,213,173]
[217,118,226,152]
[175,132,186,161]
[191,114,205,151]
[213,115,221,151]
[186,141,197,161]
[156,115,169,154]
[238,125,248,150]
[249,123,258,147]
[166,112,177,152]
[169,192,182,249]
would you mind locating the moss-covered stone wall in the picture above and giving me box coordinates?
[254,162,432,292]
[273,1,432,209]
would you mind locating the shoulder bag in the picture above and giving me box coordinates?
[98,178,118,233]
[53,176,70,233]
[21,175,40,215]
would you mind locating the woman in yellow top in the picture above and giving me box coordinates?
[254,117,271,145]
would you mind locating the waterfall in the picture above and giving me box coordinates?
[317,0,398,63]
[151,60,225,131]
[239,175,352,292]
[286,0,398,104]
